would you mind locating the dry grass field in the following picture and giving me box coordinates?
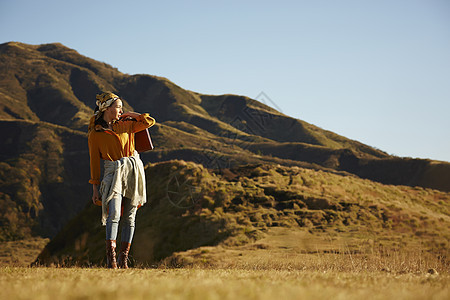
[1,227,449,300]
[0,266,447,300]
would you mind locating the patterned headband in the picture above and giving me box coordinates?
[96,97,119,112]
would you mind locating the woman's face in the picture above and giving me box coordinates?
[105,99,123,121]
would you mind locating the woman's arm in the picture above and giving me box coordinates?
[122,112,155,133]
[88,133,102,207]
[88,133,102,185]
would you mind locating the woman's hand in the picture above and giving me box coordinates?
[120,112,141,119]
[92,184,101,206]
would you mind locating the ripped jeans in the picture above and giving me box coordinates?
[105,193,137,243]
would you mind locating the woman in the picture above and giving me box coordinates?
[88,92,155,269]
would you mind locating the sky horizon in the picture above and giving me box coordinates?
[1,0,449,162]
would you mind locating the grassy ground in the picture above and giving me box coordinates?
[2,229,448,300]
[1,229,448,299]
[0,266,448,300]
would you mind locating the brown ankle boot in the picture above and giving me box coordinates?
[118,242,131,269]
[106,240,118,269]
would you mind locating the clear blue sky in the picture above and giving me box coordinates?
[1,0,449,162]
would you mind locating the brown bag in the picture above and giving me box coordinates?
[135,128,154,153]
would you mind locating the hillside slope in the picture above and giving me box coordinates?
[35,160,450,267]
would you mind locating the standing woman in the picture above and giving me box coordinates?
[88,92,155,269]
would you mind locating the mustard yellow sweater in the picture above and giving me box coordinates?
[88,113,155,185]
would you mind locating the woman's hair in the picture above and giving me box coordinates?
[94,106,109,129]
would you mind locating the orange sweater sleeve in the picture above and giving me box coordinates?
[131,113,156,133]
[88,132,101,185]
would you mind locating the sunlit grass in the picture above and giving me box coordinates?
[0,266,448,300]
